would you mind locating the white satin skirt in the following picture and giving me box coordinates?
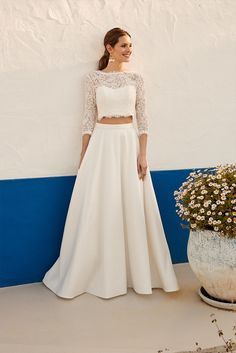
[42,122,179,299]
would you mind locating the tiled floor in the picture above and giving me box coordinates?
[0,263,235,353]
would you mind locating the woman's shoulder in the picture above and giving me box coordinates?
[89,70,144,84]
[83,70,144,88]
[87,69,142,77]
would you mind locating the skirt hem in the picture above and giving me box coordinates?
[43,279,180,300]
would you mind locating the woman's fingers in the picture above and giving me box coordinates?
[141,166,147,180]
[137,159,148,180]
[142,165,147,174]
[137,160,142,179]
[137,154,148,180]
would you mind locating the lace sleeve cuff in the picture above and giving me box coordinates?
[81,73,97,136]
[135,73,149,136]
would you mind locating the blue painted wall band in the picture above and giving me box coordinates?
[0,169,193,287]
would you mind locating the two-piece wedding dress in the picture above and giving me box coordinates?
[42,70,180,299]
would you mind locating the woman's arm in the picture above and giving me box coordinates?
[139,133,147,156]
[79,73,97,168]
[135,73,149,180]
[137,133,148,180]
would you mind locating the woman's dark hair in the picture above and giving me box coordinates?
[97,27,131,71]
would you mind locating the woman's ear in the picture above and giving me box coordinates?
[106,44,112,55]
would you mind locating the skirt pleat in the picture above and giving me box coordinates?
[42,122,179,299]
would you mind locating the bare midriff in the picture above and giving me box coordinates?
[97,115,133,124]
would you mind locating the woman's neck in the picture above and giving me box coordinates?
[102,63,126,72]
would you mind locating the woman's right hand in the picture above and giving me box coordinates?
[137,153,148,181]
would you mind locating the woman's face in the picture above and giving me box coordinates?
[107,35,132,63]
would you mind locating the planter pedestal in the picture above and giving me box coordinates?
[187,229,236,309]
[199,286,236,311]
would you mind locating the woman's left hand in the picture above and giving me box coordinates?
[137,154,148,181]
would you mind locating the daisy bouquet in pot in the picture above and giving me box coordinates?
[173,163,236,238]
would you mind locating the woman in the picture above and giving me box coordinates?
[42,27,180,299]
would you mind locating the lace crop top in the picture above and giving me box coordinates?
[81,70,148,136]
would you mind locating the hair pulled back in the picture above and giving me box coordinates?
[97,27,131,71]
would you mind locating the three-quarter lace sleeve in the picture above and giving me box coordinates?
[135,73,148,136]
[81,73,97,135]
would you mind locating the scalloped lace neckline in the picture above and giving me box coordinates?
[96,70,132,74]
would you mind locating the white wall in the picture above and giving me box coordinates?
[0,0,235,179]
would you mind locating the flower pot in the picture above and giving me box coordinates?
[187,229,236,303]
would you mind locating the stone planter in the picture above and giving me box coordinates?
[187,229,236,303]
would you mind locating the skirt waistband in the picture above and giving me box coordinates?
[94,122,134,130]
